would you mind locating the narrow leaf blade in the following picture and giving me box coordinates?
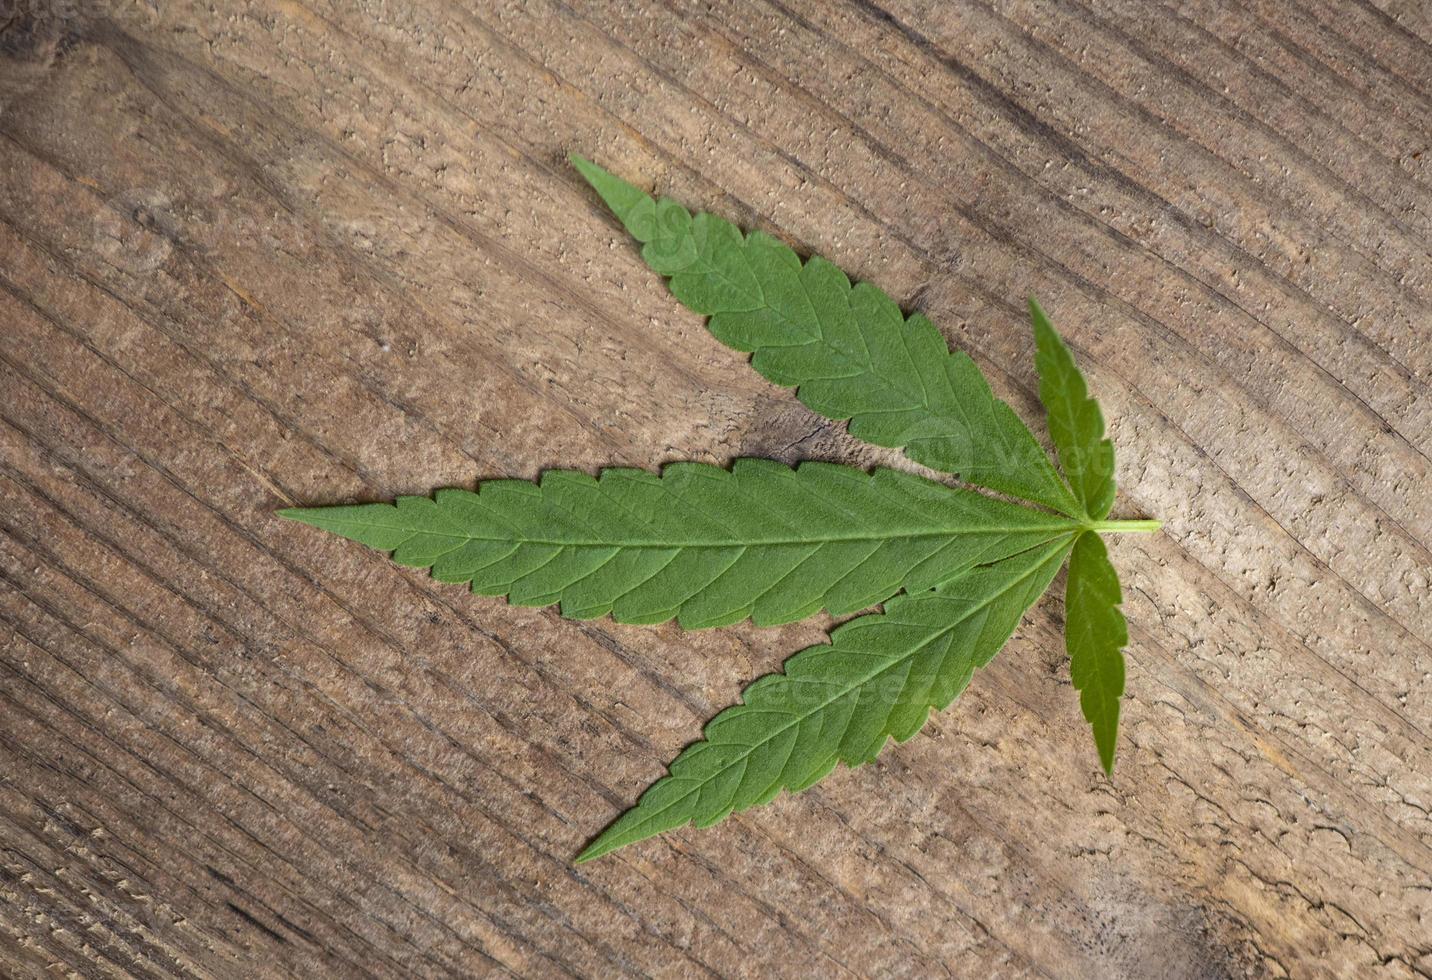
[281,461,1079,629]
[1065,531,1128,774]
[573,155,1083,518]
[577,534,1076,861]
[1029,297,1116,520]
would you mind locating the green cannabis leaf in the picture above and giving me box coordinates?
[281,155,1161,862]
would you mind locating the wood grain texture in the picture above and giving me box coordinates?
[1,0,1428,975]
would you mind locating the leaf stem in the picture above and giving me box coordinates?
[1084,519,1163,534]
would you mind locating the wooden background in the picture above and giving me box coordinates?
[2,0,1429,976]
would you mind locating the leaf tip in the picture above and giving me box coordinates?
[567,149,595,175]
[1027,295,1057,342]
[569,152,607,191]
[1098,739,1117,776]
[568,153,655,240]
[574,831,620,865]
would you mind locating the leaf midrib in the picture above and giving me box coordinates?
[305,521,1076,549]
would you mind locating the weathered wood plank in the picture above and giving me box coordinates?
[2,1,1428,976]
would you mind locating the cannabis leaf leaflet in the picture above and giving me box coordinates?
[1030,297,1116,521]
[570,154,1084,520]
[281,155,1161,863]
[280,461,1078,629]
[576,535,1075,862]
[1064,531,1129,774]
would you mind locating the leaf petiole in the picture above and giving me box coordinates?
[1084,519,1163,534]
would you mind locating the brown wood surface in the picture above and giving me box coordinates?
[2,0,1430,976]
